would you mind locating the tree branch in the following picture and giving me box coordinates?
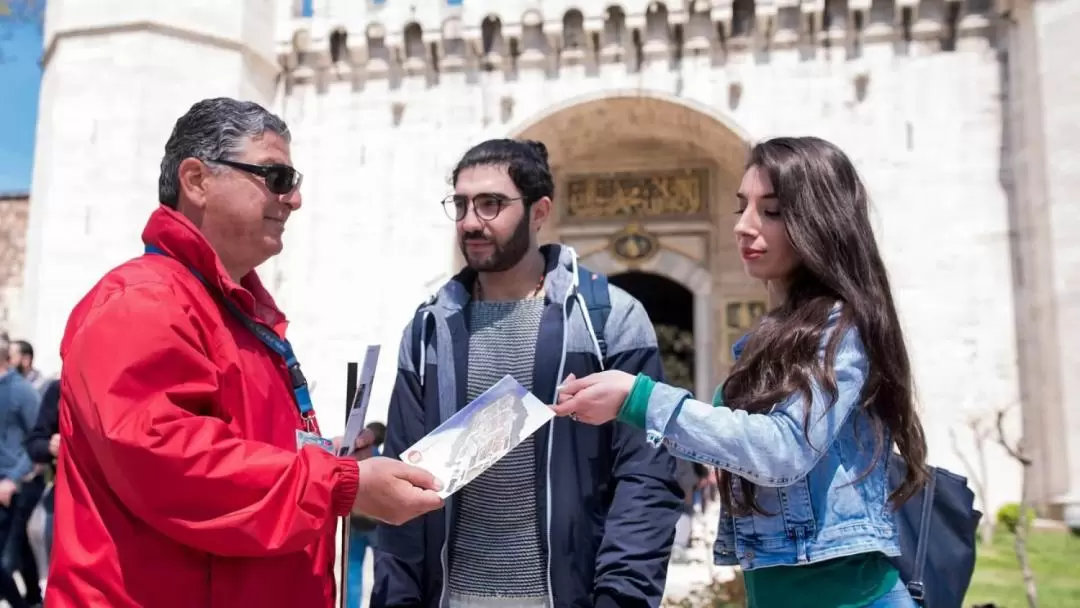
[996,409,1032,465]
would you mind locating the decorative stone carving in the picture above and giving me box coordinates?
[685,5,715,54]
[562,10,588,66]
[644,2,672,61]
[563,169,709,221]
[440,17,467,72]
[601,6,628,63]
[773,6,802,47]
[864,0,897,42]
[365,23,391,79]
[480,16,505,70]
[609,222,661,265]
[519,10,548,68]
[402,23,426,76]
[275,0,996,88]
[821,0,849,45]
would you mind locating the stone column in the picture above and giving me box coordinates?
[21,0,280,373]
[1012,0,1080,525]
[694,290,713,400]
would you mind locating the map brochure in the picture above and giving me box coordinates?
[338,345,381,457]
[399,374,555,498]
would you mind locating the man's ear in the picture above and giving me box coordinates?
[177,158,212,210]
[531,196,552,232]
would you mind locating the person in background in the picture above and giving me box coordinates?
[25,378,60,590]
[47,97,443,608]
[671,459,698,564]
[554,136,929,607]
[9,341,47,395]
[0,334,43,608]
[346,421,387,607]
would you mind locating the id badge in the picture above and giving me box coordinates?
[296,429,335,454]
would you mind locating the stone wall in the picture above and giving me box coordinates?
[0,195,29,336]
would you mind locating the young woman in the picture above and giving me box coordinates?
[555,136,929,608]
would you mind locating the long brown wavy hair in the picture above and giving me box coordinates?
[718,136,928,516]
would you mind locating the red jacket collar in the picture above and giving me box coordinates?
[141,205,288,333]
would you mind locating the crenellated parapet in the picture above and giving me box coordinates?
[277,0,998,92]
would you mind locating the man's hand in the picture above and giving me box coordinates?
[353,457,444,525]
[0,479,17,507]
[49,433,60,457]
[330,429,379,460]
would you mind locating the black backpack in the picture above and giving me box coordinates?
[887,453,983,607]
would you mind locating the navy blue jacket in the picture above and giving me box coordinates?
[372,244,684,608]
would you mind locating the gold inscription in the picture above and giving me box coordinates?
[565,169,708,219]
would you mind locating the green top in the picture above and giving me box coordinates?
[617,373,902,608]
[743,554,899,608]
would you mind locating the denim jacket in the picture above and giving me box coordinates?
[642,307,901,571]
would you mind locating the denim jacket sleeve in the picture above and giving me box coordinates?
[643,319,868,487]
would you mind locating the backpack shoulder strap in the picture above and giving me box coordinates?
[409,302,435,384]
[576,265,612,362]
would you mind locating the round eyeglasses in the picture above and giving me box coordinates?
[442,193,524,222]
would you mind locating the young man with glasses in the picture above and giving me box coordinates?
[373,139,684,608]
[48,97,443,608]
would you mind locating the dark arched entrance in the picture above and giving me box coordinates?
[609,271,695,392]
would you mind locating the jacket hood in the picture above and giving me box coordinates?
[425,243,585,313]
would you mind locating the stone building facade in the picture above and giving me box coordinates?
[0,194,29,335]
[15,0,1078,519]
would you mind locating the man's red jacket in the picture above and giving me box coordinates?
[47,206,360,607]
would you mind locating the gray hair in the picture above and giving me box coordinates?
[158,98,291,208]
[0,333,9,365]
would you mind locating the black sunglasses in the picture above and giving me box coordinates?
[210,158,303,195]
[442,193,524,222]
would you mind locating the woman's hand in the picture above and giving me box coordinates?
[552,370,636,425]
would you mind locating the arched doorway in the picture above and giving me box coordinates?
[611,271,695,393]
[505,90,769,397]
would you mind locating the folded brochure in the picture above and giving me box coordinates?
[339,345,381,457]
[399,375,554,498]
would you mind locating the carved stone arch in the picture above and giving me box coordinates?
[328,28,348,64]
[685,0,715,52]
[579,247,711,295]
[498,90,760,398]
[520,9,548,61]
[365,23,391,73]
[646,1,672,42]
[441,17,467,69]
[562,9,587,51]
[730,0,756,38]
[603,5,627,44]
[500,88,755,165]
[480,14,505,64]
[402,22,426,71]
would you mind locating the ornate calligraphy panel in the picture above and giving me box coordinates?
[563,168,709,221]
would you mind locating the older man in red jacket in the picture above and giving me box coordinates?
[48,97,443,608]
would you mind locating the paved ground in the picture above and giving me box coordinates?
[352,501,734,607]
[8,504,732,608]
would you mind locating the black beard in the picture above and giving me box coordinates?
[460,212,531,272]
